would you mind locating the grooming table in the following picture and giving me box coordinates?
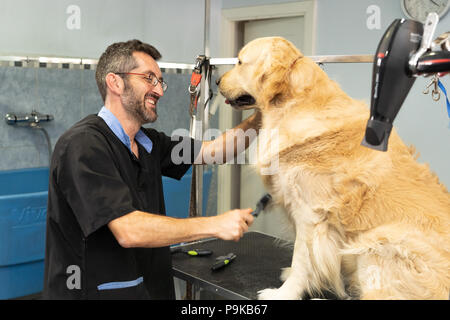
[171,231,293,300]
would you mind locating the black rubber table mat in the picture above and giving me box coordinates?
[171,231,293,300]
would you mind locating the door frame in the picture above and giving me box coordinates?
[217,1,317,214]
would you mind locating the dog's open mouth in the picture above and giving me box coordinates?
[225,94,256,109]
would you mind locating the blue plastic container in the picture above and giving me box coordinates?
[163,168,212,218]
[0,167,49,299]
[0,166,212,299]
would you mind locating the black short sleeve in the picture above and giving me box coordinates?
[56,131,136,237]
[148,129,201,180]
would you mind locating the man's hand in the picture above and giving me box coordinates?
[211,208,254,241]
[108,208,255,248]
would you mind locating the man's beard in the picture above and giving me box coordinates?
[121,84,158,124]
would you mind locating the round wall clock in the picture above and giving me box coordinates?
[401,0,450,22]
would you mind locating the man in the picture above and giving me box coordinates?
[43,40,260,299]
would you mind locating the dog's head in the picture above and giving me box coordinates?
[218,37,324,111]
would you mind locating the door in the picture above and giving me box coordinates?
[243,16,304,48]
[240,16,305,240]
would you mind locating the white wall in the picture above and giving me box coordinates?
[0,0,205,62]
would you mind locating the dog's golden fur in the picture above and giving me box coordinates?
[219,37,450,300]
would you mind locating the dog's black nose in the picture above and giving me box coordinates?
[216,77,221,85]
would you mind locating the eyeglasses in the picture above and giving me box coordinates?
[116,72,168,92]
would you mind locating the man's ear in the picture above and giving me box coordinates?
[105,73,125,96]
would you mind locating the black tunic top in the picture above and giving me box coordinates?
[43,114,197,299]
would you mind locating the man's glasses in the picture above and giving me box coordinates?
[116,72,168,92]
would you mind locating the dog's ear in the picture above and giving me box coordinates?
[290,59,314,90]
[258,62,291,108]
[257,39,304,107]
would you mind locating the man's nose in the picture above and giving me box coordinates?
[154,82,164,96]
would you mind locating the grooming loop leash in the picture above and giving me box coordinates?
[423,74,450,119]
[437,78,450,118]
[189,55,207,116]
[188,55,210,220]
[423,74,441,101]
[186,55,214,300]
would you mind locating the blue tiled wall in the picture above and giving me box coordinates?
[0,66,99,169]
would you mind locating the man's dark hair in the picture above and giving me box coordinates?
[95,39,162,102]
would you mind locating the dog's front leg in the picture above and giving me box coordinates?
[258,235,312,300]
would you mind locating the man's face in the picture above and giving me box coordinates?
[121,51,165,124]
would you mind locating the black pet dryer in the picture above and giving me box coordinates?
[362,13,450,151]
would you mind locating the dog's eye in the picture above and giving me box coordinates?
[238,60,242,65]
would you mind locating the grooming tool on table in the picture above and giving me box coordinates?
[211,253,237,271]
[170,247,213,256]
[251,193,272,217]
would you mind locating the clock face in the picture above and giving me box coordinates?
[402,0,450,22]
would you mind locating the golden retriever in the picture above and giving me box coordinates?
[218,37,450,300]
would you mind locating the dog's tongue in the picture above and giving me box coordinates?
[225,99,230,104]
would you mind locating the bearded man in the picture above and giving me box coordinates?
[43,39,260,300]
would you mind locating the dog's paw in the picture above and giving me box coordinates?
[280,267,291,282]
[258,288,282,300]
[257,287,301,300]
